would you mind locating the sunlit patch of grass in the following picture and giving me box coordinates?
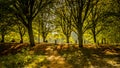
[29,50,34,55]
[24,55,47,68]
[103,49,118,55]
[46,54,72,68]
[84,44,98,49]
[40,65,48,68]
[104,58,119,66]
[31,44,48,55]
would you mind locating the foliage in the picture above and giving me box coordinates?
[0,48,47,68]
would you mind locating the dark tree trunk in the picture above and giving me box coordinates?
[77,25,83,48]
[38,22,40,43]
[92,27,97,43]
[78,32,83,48]
[27,22,35,46]
[20,35,23,43]
[77,3,84,48]
[19,31,23,43]
[38,33,40,43]
[20,38,23,43]
[42,32,47,42]
[101,38,103,44]
[101,38,106,44]
[43,36,46,42]
[66,35,70,43]
[1,33,5,43]
[93,34,96,44]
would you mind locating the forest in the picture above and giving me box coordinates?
[0,0,120,68]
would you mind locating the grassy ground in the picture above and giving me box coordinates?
[0,43,120,68]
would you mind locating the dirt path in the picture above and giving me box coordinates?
[41,46,73,68]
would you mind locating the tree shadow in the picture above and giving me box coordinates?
[84,47,120,68]
[0,43,29,55]
[60,47,120,68]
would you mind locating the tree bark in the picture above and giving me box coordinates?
[19,31,23,43]
[42,32,47,42]
[78,32,83,48]
[93,34,96,44]
[43,35,46,42]
[20,34,23,43]
[27,22,35,46]
[92,27,97,43]
[38,22,40,43]
[66,35,70,43]
[77,25,83,48]
[1,33,5,43]
[38,33,40,43]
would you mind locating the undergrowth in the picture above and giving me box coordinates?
[0,48,47,68]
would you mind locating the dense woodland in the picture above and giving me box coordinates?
[0,0,120,68]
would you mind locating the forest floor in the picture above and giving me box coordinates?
[0,43,120,68]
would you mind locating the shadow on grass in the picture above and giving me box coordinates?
[60,47,120,68]
[0,43,29,55]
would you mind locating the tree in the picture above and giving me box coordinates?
[9,0,53,46]
[34,10,55,43]
[0,17,15,43]
[0,0,14,42]
[55,3,73,43]
[16,21,26,43]
[100,0,120,44]
[40,13,55,42]
[89,0,106,44]
[65,0,92,47]
[102,15,120,44]
[0,23,12,43]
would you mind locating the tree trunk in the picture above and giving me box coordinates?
[66,35,70,43]
[43,36,46,42]
[27,23,35,47]
[77,25,83,48]
[38,22,40,43]
[20,35,23,43]
[101,38,106,44]
[78,32,83,48]
[42,32,47,42]
[19,31,23,43]
[93,34,96,44]
[92,28,96,44]
[1,33,5,43]
[38,33,40,43]
[92,22,97,44]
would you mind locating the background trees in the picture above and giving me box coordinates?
[39,13,55,42]
[9,0,54,46]
[99,0,120,44]
[64,0,93,47]
[55,2,73,43]
[88,0,107,44]
[0,1,15,43]
[0,22,14,43]
[16,21,26,43]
